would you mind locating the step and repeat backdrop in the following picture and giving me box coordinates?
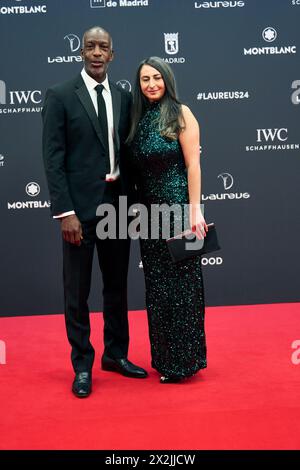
[0,0,299,316]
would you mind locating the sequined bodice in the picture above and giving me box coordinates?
[131,104,188,205]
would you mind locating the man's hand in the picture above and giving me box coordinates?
[61,214,82,246]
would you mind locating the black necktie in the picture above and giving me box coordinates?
[95,84,110,174]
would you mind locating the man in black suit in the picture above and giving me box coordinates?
[42,26,147,398]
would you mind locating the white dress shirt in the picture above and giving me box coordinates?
[54,68,119,219]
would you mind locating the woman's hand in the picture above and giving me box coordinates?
[189,204,208,239]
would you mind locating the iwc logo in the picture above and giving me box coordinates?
[245,128,300,152]
[0,79,42,115]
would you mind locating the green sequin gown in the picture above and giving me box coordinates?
[131,103,207,378]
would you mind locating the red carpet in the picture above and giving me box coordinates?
[0,303,299,450]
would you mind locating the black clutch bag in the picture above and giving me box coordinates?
[166,223,221,263]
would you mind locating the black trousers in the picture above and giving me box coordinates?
[63,181,130,373]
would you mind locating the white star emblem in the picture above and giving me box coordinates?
[262,27,277,43]
[26,182,40,197]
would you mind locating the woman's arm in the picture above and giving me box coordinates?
[178,104,207,238]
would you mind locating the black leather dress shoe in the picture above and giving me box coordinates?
[72,371,92,398]
[101,356,148,378]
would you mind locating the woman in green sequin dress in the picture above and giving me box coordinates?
[127,57,207,383]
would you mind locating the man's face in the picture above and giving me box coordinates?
[81,29,113,82]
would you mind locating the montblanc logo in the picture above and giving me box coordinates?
[48,34,83,64]
[163,33,185,64]
[90,0,149,8]
[0,79,42,115]
[195,1,245,8]
[7,182,50,210]
[262,27,277,42]
[245,128,300,152]
[0,154,5,168]
[291,80,300,105]
[202,173,250,201]
[116,79,132,92]
[25,182,40,197]
[0,0,47,15]
[197,90,250,101]
[244,27,297,56]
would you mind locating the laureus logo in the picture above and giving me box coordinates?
[47,34,83,64]
[195,1,244,8]
[218,173,233,190]
[116,79,132,92]
[202,173,250,201]
[64,34,81,52]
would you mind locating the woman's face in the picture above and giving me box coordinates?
[139,64,166,102]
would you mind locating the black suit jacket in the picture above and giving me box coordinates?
[42,74,132,222]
